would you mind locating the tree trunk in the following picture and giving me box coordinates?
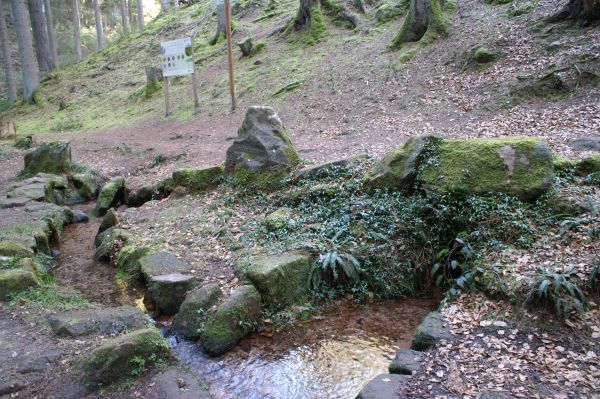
[10,0,39,102]
[0,0,17,104]
[72,0,81,60]
[294,0,313,28]
[92,0,104,49]
[27,0,52,72]
[548,0,600,26]
[119,0,129,35]
[137,0,144,27]
[161,0,170,12]
[43,0,57,67]
[391,0,447,48]
[210,1,227,44]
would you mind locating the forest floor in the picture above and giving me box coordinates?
[0,0,599,397]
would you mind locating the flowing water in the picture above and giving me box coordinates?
[167,297,438,399]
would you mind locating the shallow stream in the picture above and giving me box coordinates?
[165,298,438,399]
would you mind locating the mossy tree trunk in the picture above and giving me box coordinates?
[294,0,314,27]
[209,1,228,45]
[548,0,600,26]
[0,0,17,104]
[390,0,447,48]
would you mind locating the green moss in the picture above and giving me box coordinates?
[265,207,294,231]
[72,174,97,199]
[245,253,312,309]
[83,328,170,385]
[229,167,289,190]
[474,47,498,63]
[0,269,41,301]
[552,156,578,173]
[575,154,600,176]
[0,241,34,257]
[273,80,303,97]
[115,245,151,284]
[250,40,267,56]
[172,166,224,192]
[419,137,554,201]
[93,177,126,217]
[375,0,408,23]
[390,0,448,49]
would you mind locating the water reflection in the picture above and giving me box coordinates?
[171,298,438,399]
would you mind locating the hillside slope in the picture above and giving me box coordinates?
[1,0,599,186]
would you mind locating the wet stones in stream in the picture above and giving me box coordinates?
[47,306,148,337]
[173,283,222,340]
[410,311,453,351]
[355,374,408,399]
[140,251,201,314]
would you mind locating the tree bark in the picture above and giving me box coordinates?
[10,0,39,102]
[137,0,144,27]
[548,0,600,26]
[43,0,57,67]
[92,0,104,49]
[391,0,447,48]
[72,0,81,59]
[294,0,313,28]
[0,0,17,104]
[119,0,129,35]
[210,1,227,44]
[27,0,52,72]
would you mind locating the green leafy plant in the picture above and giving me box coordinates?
[309,236,362,290]
[532,266,591,318]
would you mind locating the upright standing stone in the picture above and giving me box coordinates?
[23,141,72,175]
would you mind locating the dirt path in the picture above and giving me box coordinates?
[53,204,134,307]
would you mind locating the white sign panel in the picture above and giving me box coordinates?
[161,37,194,77]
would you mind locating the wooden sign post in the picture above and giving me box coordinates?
[160,37,198,116]
[224,0,236,111]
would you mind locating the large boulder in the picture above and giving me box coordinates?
[172,166,224,192]
[127,177,173,207]
[0,269,40,301]
[224,106,299,185]
[173,283,223,339]
[83,328,171,385]
[148,273,197,314]
[47,306,147,337]
[245,253,312,309]
[199,285,261,356]
[366,136,554,201]
[92,177,126,217]
[355,374,408,399]
[23,141,72,175]
[575,154,600,176]
[411,311,453,351]
[419,137,554,201]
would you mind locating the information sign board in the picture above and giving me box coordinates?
[160,37,194,77]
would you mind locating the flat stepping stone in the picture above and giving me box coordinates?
[0,197,32,209]
[356,373,407,399]
[47,306,147,336]
[148,273,197,314]
[140,252,193,279]
[17,350,61,373]
[151,367,212,399]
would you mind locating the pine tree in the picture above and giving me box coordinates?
[10,0,39,102]
[0,0,17,104]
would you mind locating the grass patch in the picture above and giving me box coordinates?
[9,282,93,311]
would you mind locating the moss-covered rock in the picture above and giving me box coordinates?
[245,253,312,309]
[0,241,34,257]
[22,141,72,176]
[419,137,554,201]
[172,166,224,192]
[553,156,578,172]
[92,177,126,217]
[173,283,223,339]
[7,174,68,205]
[364,135,442,191]
[224,106,299,188]
[148,273,197,315]
[72,174,97,199]
[510,72,569,101]
[575,154,600,176]
[547,186,593,216]
[293,154,369,181]
[98,208,119,235]
[115,245,151,284]
[199,285,261,356]
[474,47,498,63]
[83,328,171,386]
[411,311,453,351]
[265,207,295,231]
[375,0,406,23]
[94,228,129,262]
[0,269,40,301]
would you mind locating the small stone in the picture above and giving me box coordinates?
[71,209,89,223]
[389,348,421,375]
[356,374,407,399]
[51,249,61,257]
[98,208,119,235]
